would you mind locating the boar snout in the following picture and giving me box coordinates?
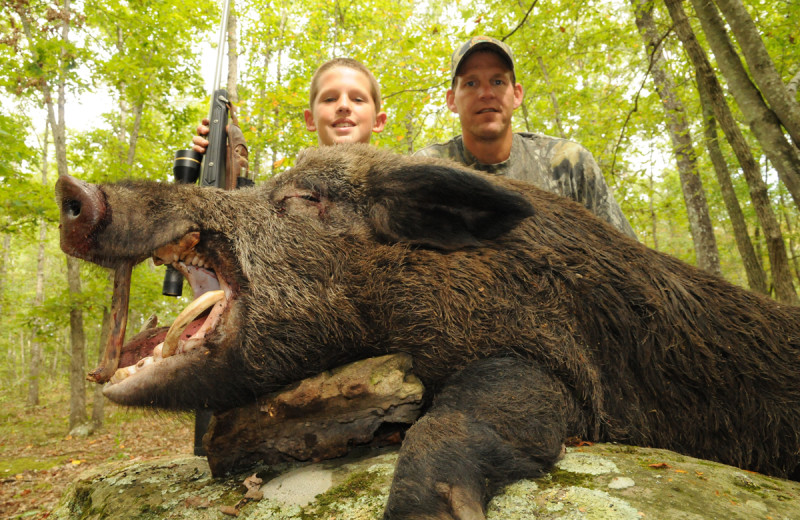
[55,174,108,261]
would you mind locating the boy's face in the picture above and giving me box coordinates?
[446,51,523,143]
[304,67,387,146]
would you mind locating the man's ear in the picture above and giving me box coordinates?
[513,83,524,109]
[303,109,317,132]
[446,89,458,114]
[372,112,387,133]
[365,162,534,250]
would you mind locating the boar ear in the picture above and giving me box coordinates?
[366,163,534,250]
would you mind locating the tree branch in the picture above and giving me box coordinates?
[382,82,447,101]
[609,23,674,177]
[502,0,539,42]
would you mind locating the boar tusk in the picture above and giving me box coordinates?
[87,261,133,384]
[162,290,224,358]
[109,355,156,384]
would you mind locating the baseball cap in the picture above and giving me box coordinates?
[450,35,515,84]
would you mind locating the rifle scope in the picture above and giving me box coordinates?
[162,149,203,297]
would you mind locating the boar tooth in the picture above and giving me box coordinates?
[109,365,135,385]
[162,290,225,358]
[135,356,154,369]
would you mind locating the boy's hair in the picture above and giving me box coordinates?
[308,58,382,113]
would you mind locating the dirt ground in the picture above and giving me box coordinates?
[0,386,194,519]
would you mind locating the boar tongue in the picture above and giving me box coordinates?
[87,261,133,384]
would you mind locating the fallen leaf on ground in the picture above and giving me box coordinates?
[243,473,262,491]
[565,437,594,447]
[242,473,263,500]
[185,496,212,509]
[220,505,239,516]
[244,488,263,500]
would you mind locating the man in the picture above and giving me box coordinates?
[416,36,636,238]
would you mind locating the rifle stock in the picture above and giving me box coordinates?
[201,88,229,188]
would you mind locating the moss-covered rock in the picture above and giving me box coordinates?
[52,444,800,519]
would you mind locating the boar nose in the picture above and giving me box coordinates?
[55,174,107,255]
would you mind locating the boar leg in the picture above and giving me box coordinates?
[87,261,133,383]
[383,358,576,520]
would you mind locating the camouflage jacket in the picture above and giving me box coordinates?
[415,133,636,238]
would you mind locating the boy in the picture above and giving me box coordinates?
[303,57,387,145]
[192,57,386,152]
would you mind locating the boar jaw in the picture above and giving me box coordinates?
[162,289,225,357]
[103,234,235,402]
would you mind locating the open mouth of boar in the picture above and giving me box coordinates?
[92,232,233,388]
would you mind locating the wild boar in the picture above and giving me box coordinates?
[56,143,800,519]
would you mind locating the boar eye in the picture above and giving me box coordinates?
[276,193,324,218]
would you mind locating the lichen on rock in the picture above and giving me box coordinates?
[52,444,800,520]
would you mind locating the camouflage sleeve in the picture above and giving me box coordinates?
[413,142,460,162]
[571,146,637,239]
[413,146,443,158]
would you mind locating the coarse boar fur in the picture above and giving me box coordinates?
[56,143,800,519]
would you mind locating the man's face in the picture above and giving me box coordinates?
[446,51,524,142]
[304,66,387,146]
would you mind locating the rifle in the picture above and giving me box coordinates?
[163,0,250,456]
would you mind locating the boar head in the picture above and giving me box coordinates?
[55,144,534,410]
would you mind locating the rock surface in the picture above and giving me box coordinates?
[52,443,800,519]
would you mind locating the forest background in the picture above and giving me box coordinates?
[0,0,799,512]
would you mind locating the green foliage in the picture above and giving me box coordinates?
[237,0,457,177]
[0,0,798,400]
[0,110,56,235]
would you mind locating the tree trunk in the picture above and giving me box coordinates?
[27,118,51,407]
[92,306,111,430]
[125,100,144,172]
[698,83,768,294]
[649,170,659,251]
[665,0,797,303]
[632,0,721,276]
[59,0,89,429]
[788,69,800,100]
[67,256,88,430]
[250,49,270,180]
[404,112,414,154]
[778,192,800,282]
[270,47,284,178]
[0,233,9,322]
[17,7,55,407]
[712,0,800,148]
[536,56,567,139]
[26,0,91,426]
[689,0,800,210]
[26,337,42,406]
[521,101,533,133]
